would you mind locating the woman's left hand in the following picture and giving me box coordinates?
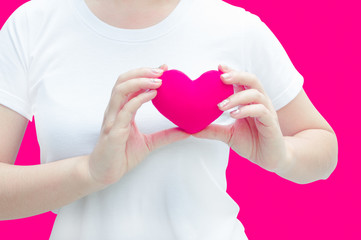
[192,64,289,172]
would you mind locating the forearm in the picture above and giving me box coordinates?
[274,129,338,184]
[0,155,106,220]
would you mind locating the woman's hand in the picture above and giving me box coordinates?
[192,64,289,172]
[88,65,190,186]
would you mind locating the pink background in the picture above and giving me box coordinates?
[1,0,360,239]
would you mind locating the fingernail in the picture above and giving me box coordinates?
[231,108,240,115]
[218,99,229,108]
[221,72,232,80]
[146,89,156,94]
[220,64,229,71]
[152,78,162,83]
[152,68,164,74]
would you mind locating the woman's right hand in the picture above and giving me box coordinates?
[88,65,190,186]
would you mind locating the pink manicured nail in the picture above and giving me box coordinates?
[220,64,229,71]
[152,68,164,74]
[218,99,229,108]
[221,73,232,80]
[231,108,240,115]
[151,78,162,83]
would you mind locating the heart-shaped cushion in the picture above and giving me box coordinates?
[151,69,234,134]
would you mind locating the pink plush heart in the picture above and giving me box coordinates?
[151,69,234,134]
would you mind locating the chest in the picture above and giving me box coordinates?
[29,23,243,163]
[84,0,180,29]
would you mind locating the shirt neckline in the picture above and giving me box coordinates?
[70,0,195,42]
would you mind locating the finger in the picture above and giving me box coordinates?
[109,64,168,125]
[218,64,232,73]
[126,64,168,121]
[127,88,148,103]
[105,77,162,127]
[218,88,273,112]
[146,127,191,152]
[127,64,169,101]
[104,65,165,125]
[220,68,266,95]
[115,66,165,86]
[230,104,277,127]
[191,123,233,145]
[122,77,162,103]
[111,89,158,131]
[115,65,167,105]
[158,64,169,72]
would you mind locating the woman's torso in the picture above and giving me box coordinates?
[23,0,250,238]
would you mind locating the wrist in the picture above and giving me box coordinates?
[75,155,109,193]
[272,138,295,175]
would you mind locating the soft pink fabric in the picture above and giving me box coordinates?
[152,69,234,133]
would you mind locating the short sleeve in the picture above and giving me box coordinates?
[243,13,304,111]
[0,2,33,121]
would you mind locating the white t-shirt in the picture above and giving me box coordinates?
[0,0,304,239]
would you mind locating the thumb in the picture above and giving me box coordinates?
[192,124,232,145]
[147,127,191,151]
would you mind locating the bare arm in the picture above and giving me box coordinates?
[275,89,338,184]
[0,65,190,220]
[0,105,105,220]
[0,156,103,220]
[193,65,338,185]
